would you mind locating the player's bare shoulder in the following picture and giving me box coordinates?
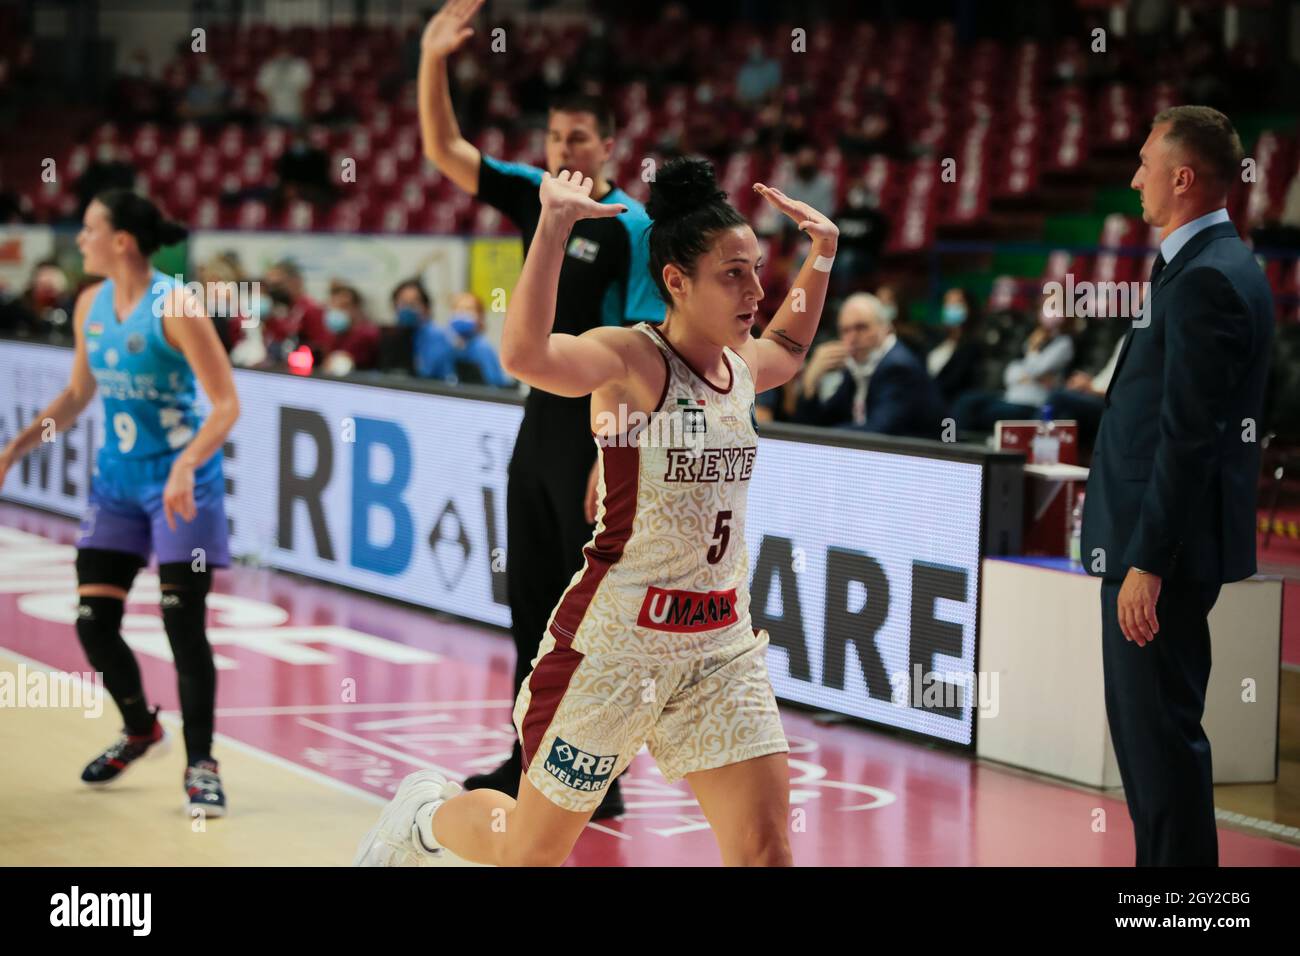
[588,322,666,418]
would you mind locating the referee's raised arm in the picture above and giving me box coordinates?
[417,0,485,196]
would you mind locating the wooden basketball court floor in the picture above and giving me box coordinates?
[2,501,1297,867]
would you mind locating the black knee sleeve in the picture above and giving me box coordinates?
[158,562,216,762]
[74,594,153,734]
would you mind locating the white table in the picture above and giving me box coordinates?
[977,557,1282,788]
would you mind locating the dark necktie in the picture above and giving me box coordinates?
[1148,252,1166,287]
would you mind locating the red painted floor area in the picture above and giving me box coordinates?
[3,501,1298,866]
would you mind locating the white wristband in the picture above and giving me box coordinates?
[812,255,835,273]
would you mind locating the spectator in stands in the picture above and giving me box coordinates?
[398,279,454,380]
[779,146,836,228]
[320,282,380,375]
[446,292,511,387]
[262,258,329,357]
[833,180,890,295]
[794,292,944,438]
[927,287,984,407]
[736,39,781,105]
[1251,167,1300,250]
[197,251,249,353]
[1046,334,1125,454]
[178,61,229,128]
[0,260,73,340]
[112,48,167,123]
[877,284,923,356]
[256,45,311,126]
[951,299,1074,431]
[838,70,903,160]
[0,172,30,223]
[275,132,333,206]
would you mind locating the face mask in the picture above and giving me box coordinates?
[450,315,478,339]
[942,304,967,327]
[325,308,350,333]
[879,303,898,324]
[395,307,422,328]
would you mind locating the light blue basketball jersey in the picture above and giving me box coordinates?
[85,271,218,486]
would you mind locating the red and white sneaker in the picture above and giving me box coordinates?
[80,707,170,785]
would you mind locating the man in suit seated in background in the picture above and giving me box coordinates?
[793,292,944,439]
[1081,106,1274,867]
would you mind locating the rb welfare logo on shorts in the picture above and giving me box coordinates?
[543,736,616,794]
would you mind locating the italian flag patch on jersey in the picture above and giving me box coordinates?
[676,398,706,407]
[87,322,103,336]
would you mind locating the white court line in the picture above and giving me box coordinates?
[1215,807,1300,844]
[296,717,462,778]
[0,646,388,809]
[217,700,514,717]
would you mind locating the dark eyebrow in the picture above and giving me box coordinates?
[723,257,765,265]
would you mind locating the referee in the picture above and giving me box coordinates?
[418,0,664,818]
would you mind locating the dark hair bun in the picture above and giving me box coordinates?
[157,219,189,246]
[646,157,727,223]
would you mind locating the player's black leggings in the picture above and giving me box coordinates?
[74,547,217,763]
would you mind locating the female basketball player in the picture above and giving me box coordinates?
[0,191,240,816]
[354,158,836,866]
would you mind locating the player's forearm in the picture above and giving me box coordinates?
[175,397,240,472]
[500,214,572,375]
[764,238,837,361]
[419,52,466,158]
[2,388,91,462]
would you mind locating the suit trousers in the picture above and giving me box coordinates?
[1100,576,1223,866]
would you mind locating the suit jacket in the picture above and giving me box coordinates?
[794,340,945,438]
[1080,220,1273,583]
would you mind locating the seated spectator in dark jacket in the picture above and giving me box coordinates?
[952,303,1074,431]
[319,282,380,374]
[927,286,983,406]
[794,293,945,438]
[446,292,511,387]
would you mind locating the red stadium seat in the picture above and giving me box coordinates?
[235,200,269,231]
[282,200,316,232]
[192,197,222,230]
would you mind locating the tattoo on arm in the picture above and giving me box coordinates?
[768,328,808,355]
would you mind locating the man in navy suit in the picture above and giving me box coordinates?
[1081,107,1274,866]
[794,292,945,438]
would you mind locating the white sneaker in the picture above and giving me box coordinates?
[353,770,462,867]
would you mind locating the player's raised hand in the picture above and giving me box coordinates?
[421,0,485,59]
[752,182,839,250]
[539,170,627,223]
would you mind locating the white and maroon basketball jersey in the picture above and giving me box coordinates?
[545,321,760,662]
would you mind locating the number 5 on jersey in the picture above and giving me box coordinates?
[707,510,732,564]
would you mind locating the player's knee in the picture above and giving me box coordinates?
[158,563,213,652]
[74,594,126,654]
[731,824,793,867]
